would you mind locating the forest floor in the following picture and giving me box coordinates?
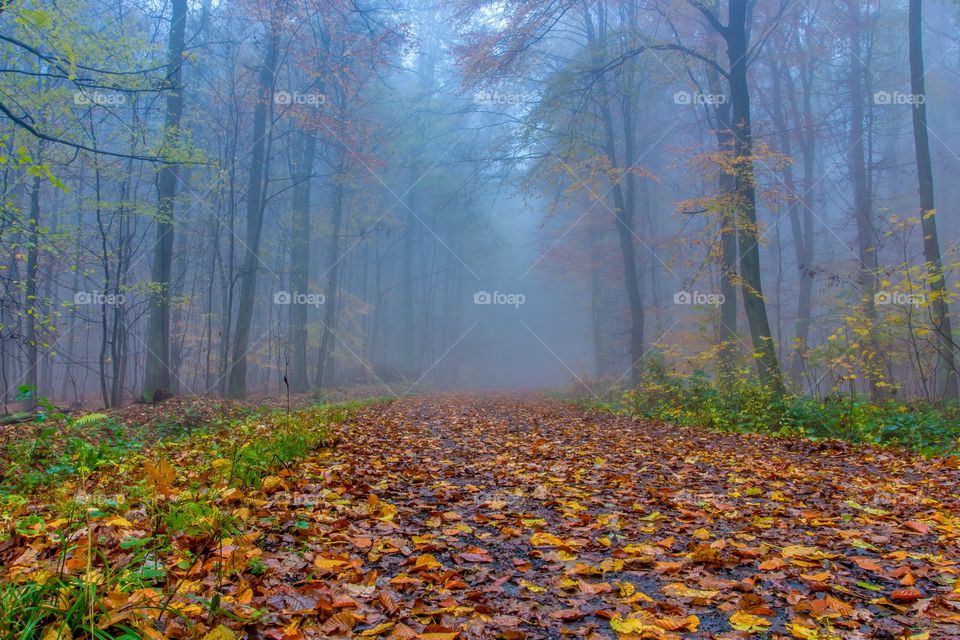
[2,394,960,639]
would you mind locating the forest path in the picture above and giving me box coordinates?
[252,394,960,638]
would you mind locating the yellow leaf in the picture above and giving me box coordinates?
[202,625,236,640]
[622,543,655,556]
[661,582,718,599]
[314,557,348,572]
[358,621,395,636]
[785,621,820,639]
[414,553,441,570]
[519,579,546,593]
[786,621,842,640]
[104,516,133,528]
[782,545,836,560]
[376,502,398,521]
[570,562,601,576]
[729,610,771,632]
[261,476,284,493]
[610,612,657,635]
[530,531,566,547]
[600,558,623,572]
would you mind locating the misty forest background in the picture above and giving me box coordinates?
[2,0,960,412]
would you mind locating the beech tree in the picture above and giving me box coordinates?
[143,0,188,403]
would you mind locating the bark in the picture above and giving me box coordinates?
[402,168,416,374]
[590,226,605,378]
[584,6,645,385]
[724,0,783,390]
[908,0,959,404]
[22,170,41,410]
[769,57,814,387]
[787,48,817,385]
[289,133,316,392]
[706,37,738,378]
[847,1,883,400]
[315,166,346,390]
[143,0,188,402]
[227,4,283,398]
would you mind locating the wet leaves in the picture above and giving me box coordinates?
[3,396,960,638]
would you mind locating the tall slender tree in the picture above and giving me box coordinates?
[227,1,286,398]
[908,0,958,404]
[697,0,783,390]
[143,0,188,402]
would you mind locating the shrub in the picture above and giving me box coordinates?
[604,364,959,455]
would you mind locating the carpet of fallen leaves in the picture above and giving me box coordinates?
[5,394,960,639]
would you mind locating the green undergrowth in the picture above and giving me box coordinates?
[0,398,382,639]
[584,365,959,457]
[0,394,256,494]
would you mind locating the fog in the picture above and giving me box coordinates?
[2,0,960,409]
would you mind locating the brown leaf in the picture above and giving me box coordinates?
[891,587,923,602]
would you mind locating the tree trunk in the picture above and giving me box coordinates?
[847,1,883,400]
[584,6,645,385]
[590,227,605,378]
[289,132,316,392]
[315,168,346,390]
[712,95,739,379]
[402,167,416,375]
[143,0,188,402]
[23,170,41,410]
[908,0,959,404]
[769,58,814,388]
[704,0,739,379]
[227,4,283,398]
[788,56,817,385]
[725,0,782,390]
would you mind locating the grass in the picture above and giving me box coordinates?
[0,397,382,639]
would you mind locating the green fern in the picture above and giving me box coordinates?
[72,412,110,428]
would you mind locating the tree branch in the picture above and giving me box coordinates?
[689,1,728,37]
[592,43,729,81]
[0,99,195,163]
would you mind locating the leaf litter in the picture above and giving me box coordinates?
[2,395,959,639]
